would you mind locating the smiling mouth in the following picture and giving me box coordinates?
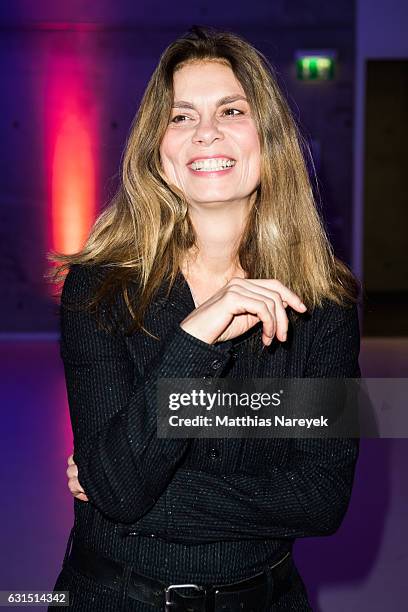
[189,158,236,172]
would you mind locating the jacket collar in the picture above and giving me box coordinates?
[149,269,195,318]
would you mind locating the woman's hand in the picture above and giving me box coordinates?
[180,278,307,346]
[67,454,89,502]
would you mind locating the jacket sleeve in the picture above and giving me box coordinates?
[60,264,233,524]
[129,300,361,543]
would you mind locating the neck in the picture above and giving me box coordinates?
[183,195,254,280]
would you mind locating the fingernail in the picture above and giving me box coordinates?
[282,332,287,341]
[300,302,307,310]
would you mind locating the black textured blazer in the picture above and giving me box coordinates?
[60,263,360,589]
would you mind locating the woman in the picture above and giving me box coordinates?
[48,25,361,612]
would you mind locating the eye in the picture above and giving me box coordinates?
[170,114,189,124]
[222,107,244,117]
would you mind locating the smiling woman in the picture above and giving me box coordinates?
[46,25,361,612]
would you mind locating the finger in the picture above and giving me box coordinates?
[266,292,288,342]
[66,464,78,479]
[68,477,85,495]
[68,479,88,502]
[67,454,75,466]
[262,299,277,345]
[68,478,84,495]
[231,278,306,313]
[271,292,289,341]
[75,493,89,502]
[227,292,275,344]
[265,280,306,312]
[228,283,289,341]
[233,287,276,344]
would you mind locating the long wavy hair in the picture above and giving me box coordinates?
[46,25,360,338]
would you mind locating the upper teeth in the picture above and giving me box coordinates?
[190,158,236,171]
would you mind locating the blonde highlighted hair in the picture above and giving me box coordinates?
[46,25,360,337]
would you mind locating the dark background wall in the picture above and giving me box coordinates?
[0,0,355,332]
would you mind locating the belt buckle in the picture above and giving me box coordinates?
[165,583,205,611]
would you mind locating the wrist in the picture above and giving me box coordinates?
[179,321,214,345]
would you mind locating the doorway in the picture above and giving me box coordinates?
[363,60,408,336]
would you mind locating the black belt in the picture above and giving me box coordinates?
[66,541,294,611]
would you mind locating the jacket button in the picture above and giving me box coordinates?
[208,447,220,460]
[210,359,222,370]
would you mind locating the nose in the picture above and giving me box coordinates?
[192,116,224,146]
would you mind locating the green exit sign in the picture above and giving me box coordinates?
[295,51,336,80]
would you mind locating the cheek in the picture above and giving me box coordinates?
[246,128,261,160]
[240,130,261,180]
[233,124,261,163]
[160,139,178,179]
[159,135,189,188]
[249,134,261,180]
[159,137,170,165]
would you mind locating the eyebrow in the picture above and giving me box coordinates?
[172,95,248,109]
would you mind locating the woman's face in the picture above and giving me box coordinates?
[160,60,261,209]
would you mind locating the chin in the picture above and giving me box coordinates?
[191,197,236,206]
[189,190,240,202]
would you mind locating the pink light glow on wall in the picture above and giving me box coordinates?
[45,51,97,256]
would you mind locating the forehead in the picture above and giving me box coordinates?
[172,61,245,99]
